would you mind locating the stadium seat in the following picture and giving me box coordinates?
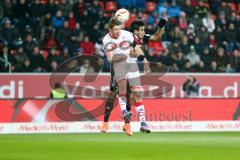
[105,1,118,12]
[146,2,157,13]
[238,4,240,12]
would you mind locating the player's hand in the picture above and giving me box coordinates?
[112,54,128,63]
[158,18,167,29]
[130,47,138,57]
[143,59,151,74]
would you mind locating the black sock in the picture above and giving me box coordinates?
[104,91,117,122]
[124,86,132,123]
[126,83,131,112]
[126,91,131,112]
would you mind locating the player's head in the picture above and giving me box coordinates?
[130,20,145,39]
[108,18,122,39]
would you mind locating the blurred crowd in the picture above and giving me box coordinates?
[0,0,239,73]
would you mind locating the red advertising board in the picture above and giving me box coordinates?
[0,99,239,123]
[0,74,239,99]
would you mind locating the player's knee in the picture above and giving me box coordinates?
[132,88,143,98]
[126,90,131,97]
[118,85,127,95]
[117,80,127,95]
[108,91,117,101]
[132,91,143,102]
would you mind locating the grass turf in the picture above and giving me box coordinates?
[0,132,240,160]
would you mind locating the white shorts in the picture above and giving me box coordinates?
[113,61,141,88]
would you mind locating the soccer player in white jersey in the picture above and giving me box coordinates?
[101,18,167,134]
[102,18,148,136]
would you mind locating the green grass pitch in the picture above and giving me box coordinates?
[0,132,240,160]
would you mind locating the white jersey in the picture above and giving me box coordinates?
[103,30,135,63]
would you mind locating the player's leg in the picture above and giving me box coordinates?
[118,79,133,136]
[128,63,151,133]
[122,81,132,132]
[117,79,132,123]
[101,65,120,132]
[131,88,151,133]
[114,61,133,136]
[126,81,131,112]
[114,61,129,115]
[100,90,118,132]
[103,90,118,122]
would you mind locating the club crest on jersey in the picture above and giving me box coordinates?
[119,41,130,48]
[104,41,131,52]
[104,43,117,52]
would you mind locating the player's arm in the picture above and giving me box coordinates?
[130,44,147,62]
[149,27,164,41]
[128,36,146,58]
[127,31,150,72]
[103,37,127,64]
[131,44,144,57]
[135,46,151,73]
[149,18,167,41]
[131,44,151,73]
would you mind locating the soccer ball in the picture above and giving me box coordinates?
[115,8,130,23]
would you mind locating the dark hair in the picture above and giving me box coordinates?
[108,18,122,29]
[130,20,145,33]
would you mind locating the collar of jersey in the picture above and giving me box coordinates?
[109,31,120,39]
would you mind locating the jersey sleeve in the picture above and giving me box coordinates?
[102,36,108,52]
[123,30,135,48]
[102,36,112,58]
[122,30,134,43]
[129,32,134,43]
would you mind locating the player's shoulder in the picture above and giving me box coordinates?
[121,30,133,39]
[103,33,111,43]
[121,30,133,36]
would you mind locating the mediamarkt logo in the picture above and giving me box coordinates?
[0,81,23,99]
